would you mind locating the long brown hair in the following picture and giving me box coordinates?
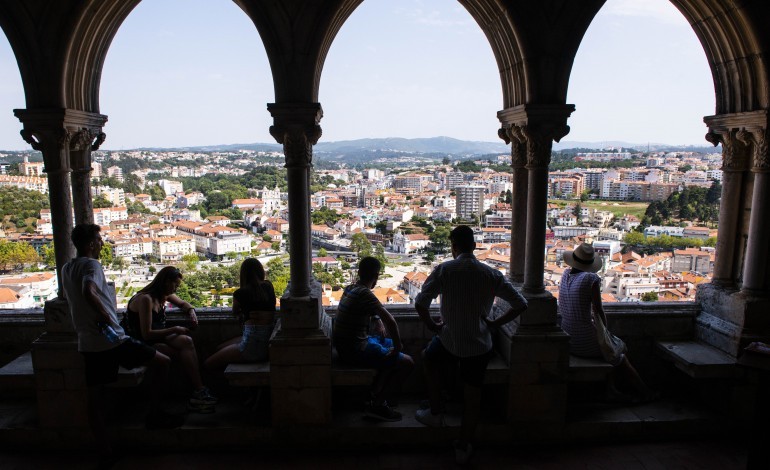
[240,258,266,287]
[138,266,183,300]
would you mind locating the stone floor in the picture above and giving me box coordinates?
[0,391,751,469]
[0,438,748,469]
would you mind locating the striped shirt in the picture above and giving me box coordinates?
[333,284,381,348]
[415,253,527,357]
[558,268,603,360]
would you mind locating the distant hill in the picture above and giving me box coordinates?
[87,136,719,160]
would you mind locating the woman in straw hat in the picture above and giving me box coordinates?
[559,243,657,403]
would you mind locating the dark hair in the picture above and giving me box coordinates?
[138,266,183,300]
[71,224,101,253]
[240,258,266,286]
[450,225,476,253]
[358,256,381,283]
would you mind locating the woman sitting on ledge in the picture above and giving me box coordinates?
[204,258,277,372]
[559,243,658,403]
[125,266,217,412]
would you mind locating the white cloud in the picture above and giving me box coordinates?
[604,0,685,25]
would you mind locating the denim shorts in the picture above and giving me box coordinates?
[335,336,403,369]
[238,323,274,362]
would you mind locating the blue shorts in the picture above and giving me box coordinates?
[335,336,403,369]
[239,323,274,362]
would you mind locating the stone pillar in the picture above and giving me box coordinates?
[698,111,770,356]
[70,128,107,226]
[14,109,108,296]
[498,124,527,284]
[268,103,322,298]
[705,128,750,287]
[267,103,332,426]
[738,127,770,295]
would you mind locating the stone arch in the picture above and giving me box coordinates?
[65,0,142,112]
[670,0,768,114]
[235,0,363,103]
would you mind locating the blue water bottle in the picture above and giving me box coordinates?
[98,321,120,343]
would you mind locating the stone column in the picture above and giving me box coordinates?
[70,128,107,226]
[738,127,770,295]
[498,124,527,284]
[267,103,332,426]
[268,103,322,298]
[705,127,750,287]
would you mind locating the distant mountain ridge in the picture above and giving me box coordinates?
[109,136,717,156]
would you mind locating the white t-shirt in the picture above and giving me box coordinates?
[61,256,127,352]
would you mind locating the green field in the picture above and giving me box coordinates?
[548,199,649,219]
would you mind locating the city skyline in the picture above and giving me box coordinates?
[0,0,714,151]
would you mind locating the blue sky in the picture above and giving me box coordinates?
[0,0,714,150]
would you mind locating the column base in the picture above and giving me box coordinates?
[519,291,558,329]
[507,329,570,424]
[696,283,770,356]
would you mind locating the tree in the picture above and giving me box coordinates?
[41,244,56,268]
[429,226,451,253]
[181,253,200,272]
[0,240,39,272]
[350,232,373,258]
[112,257,129,272]
[271,241,281,252]
[374,243,387,273]
[442,157,451,165]
[266,256,290,296]
[641,291,658,302]
[423,251,435,264]
[623,231,645,246]
[99,243,113,265]
[92,195,113,208]
[318,247,328,257]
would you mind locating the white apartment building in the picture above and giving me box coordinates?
[0,175,48,193]
[153,236,196,262]
[444,171,465,190]
[92,185,126,207]
[392,232,431,254]
[207,232,252,258]
[106,166,123,182]
[111,237,153,259]
[157,179,184,196]
[93,207,128,226]
[455,184,485,221]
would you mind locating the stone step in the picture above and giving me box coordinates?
[0,352,34,391]
[655,340,737,379]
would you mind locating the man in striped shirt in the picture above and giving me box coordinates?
[414,225,527,463]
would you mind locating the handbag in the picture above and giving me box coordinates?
[593,313,627,364]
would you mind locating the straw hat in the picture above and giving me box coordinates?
[563,243,603,273]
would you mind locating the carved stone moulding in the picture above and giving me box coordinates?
[13,108,108,172]
[268,103,324,169]
[498,104,575,169]
[705,110,769,172]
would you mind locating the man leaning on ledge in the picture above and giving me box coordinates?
[414,225,528,465]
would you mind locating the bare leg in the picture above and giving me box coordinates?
[615,356,655,399]
[421,350,444,414]
[144,350,171,411]
[373,354,414,405]
[204,344,246,373]
[157,335,204,390]
[214,336,240,352]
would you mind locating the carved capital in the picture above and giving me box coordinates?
[707,128,750,172]
[522,125,563,169]
[20,128,72,152]
[271,126,319,168]
[737,127,770,172]
[500,124,527,169]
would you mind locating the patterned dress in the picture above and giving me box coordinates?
[559,268,604,361]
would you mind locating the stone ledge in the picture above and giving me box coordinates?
[0,351,35,390]
[655,340,737,379]
[567,355,614,382]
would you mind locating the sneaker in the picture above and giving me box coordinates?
[365,402,402,422]
[145,410,186,430]
[190,387,218,406]
[453,440,473,465]
[415,408,445,427]
[188,402,216,414]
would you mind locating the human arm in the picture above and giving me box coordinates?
[168,293,197,329]
[134,294,188,342]
[82,279,113,324]
[376,305,404,352]
[414,266,444,332]
[484,304,527,328]
[590,279,607,326]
